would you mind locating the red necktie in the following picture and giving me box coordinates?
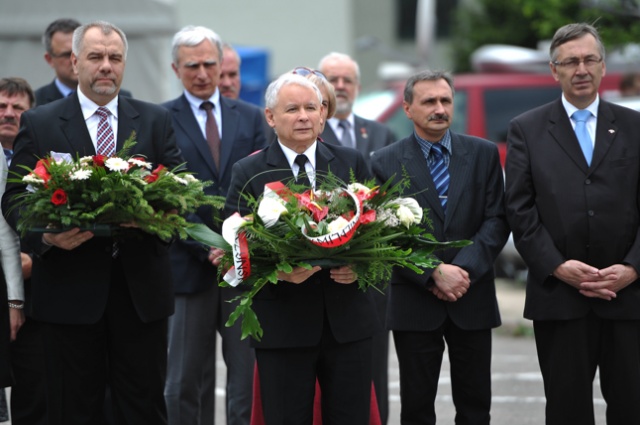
[200,102,221,169]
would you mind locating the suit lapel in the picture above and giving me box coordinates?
[402,136,444,222]
[320,124,340,146]
[219,97,239,178]
[353,115,370,159]
[59,94,95,156]
[444,133,471,229]
[590,101,618,171]
[117,95,140,152]
[172,95,218,176]
[547,99,590,173]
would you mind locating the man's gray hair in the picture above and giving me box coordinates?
[403,70,454,104]
[549,23,605,63]
[72,21,128,59]
[172,26,223,65]
[265,73,323,110]
[317,52,360,81]
[222,43,241,66]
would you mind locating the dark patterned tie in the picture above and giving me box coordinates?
[200,102,221,169]
[572,109,593,166]
[294,154,311,188]
[339,119,354,148]
[95,107,116,156]
[430,143,449,212]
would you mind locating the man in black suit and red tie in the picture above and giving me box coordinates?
[505,23,640,425]
[162,25,267,425]
[2,21,183,425]
[371,69,509,425]
[224,73,380,424]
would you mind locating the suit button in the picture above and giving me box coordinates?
[588,210,595,216]
[585,179,591,185]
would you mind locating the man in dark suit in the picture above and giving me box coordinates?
[225,73,380,424]
[317,52,395,165]
[505,23,640,425]
[372,70,508,425]
[318,51,396,423]
[35,18,131,106]
[162,25,266,425]
[2,21,183,425]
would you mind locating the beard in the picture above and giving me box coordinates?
[90,79,118,96]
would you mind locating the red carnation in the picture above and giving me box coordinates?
[92,155,107,167]
[51,189,68,206]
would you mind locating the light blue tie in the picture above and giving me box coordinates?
[429,143,449,212]
[572,110,593,166]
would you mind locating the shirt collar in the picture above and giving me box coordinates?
[278,141,318,171]
[415,129,452,154]
[77,88,118,120]
[562,94,599,120]
[327,113,354,133]
[184,88,221,111]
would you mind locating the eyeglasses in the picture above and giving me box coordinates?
[292,67,327,80]
[50,51,72,59]
[552,56,603,69]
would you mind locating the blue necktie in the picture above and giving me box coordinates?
[339,120,354,149]
[3,149,13,165]
[429,143,449,212]
[572,110,593,166]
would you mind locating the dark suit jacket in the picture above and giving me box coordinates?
[372,132,508,331]
[35,80,132,106]
[224,141,381,349]
[2,93,183,325]
[163,94,267,294]
[321,115,396,167]
[505,98,640,321]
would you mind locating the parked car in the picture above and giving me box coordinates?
[354,71,624,280]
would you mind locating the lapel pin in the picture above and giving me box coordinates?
[360,127,368,139]
[608,129,615,134]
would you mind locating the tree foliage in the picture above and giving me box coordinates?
[453,0,640,72]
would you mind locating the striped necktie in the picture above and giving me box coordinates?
[429,143,449,212]
[95,107,116,156]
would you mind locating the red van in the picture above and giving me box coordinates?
[354,72,623,166]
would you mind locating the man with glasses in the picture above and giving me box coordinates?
[318,51,395,424]
[35,18,131,106]
[506,22,640,424]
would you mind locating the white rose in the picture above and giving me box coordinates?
[257,197,288,228]
[396,205,415,228]
[391,197,423,224]
[327,216,349,234]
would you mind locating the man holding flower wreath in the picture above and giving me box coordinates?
[2,21,183,425]
[224,73,380,424]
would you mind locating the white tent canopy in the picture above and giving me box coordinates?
[0,0,179,103]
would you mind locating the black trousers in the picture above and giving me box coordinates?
[256,325,373,425]
[42,260,168,425]
[393,319,492,425]
[534,312,640,425]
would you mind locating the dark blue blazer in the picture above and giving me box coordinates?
[372,132,509,331]
[163,94,267,294]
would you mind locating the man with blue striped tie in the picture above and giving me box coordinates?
[371,69,509,425]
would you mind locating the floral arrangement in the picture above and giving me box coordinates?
[9,134,225,241]
[187,171,471,340]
